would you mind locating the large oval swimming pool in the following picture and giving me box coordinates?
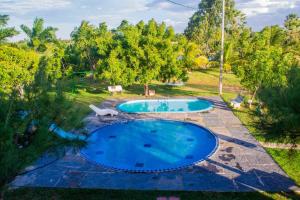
[80,119,218,172]
[117,99,213,113]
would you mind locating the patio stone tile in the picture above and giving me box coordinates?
[182,174,237,191]
[56,170,87,188]
[9,96,298,192]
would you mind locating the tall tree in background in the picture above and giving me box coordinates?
[96,19,193,95]
[0,15,19,43]
[284,14,300,65]
[97,20,139,86]
[237,27,293,104]
[185,0,246,60]
[20,18,58,52]
[68,21,102,72]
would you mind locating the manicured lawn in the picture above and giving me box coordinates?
[63,68,242,130]
[3,188,299,200]
[267,148,300,186]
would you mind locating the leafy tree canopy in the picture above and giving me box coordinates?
[185,0,246,59]
[0,45,39,94]
[0,14,19,43]
[20,18,58,52]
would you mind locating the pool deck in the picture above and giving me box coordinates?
[10,96,299,192]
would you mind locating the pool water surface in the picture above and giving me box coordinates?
[80,119,218,172]
[117,99,213,113]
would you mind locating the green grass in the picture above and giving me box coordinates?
[62,68,242,131]
[267,148,300,186]
[3,188,299,200]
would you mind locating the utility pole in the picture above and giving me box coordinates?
[219,0,225,95]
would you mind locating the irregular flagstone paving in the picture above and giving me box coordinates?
[10,96,298,192]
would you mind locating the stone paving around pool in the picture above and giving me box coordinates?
[10,96,299,192]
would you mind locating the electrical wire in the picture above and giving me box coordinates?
[165,0,198,10]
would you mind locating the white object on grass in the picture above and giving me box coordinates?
[89,104,118,116]
[230,95,243,109]
[165,81,184,86]
[108,85,122,93]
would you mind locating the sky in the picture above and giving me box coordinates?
[1,0,300,41]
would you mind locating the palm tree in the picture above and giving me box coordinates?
[20,18,58,52]
[0,14,19,43]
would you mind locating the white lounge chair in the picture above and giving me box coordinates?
[89,104,118,116]
[230,95,244,109]
[108,85,122,94]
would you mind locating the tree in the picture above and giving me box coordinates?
[284,14,300,65]
[96,19,192,95]
[0,15,19,43]
[236,27,293,104]
[20,18,58,52]
[137,19,167,95]
[185,0,246,60]
[157,26,187,83]
[0,45,39,128]
[39,45,72,82]
[68,21,102,72]
[258,67,300,143]
[97,21,139,86]
[284,14,300,31]
[0,46,39,95]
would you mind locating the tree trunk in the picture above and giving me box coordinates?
[17,85,24,99]
[249,86,258,108]
[4,94,14,129]
[91,64,96,80]
[144,84,149,96]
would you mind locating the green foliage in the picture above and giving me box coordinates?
[185,0,246,60]
[20,18,58,52]
[258,67,300,143]
[39,46,72,81]
[0,46,39,94]
[0,14,19,43]
[284,14,300,65]
[0,42,79,188]
[95,19,194,94]
[67,21,102,72]
[97,21,137,86]
[236,27,293,93]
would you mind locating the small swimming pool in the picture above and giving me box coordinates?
[117,99,213,113]
[80,119,218,172]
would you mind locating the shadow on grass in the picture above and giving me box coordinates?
[125,84,201,97]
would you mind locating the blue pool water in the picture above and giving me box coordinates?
[80,119,218,172]
[117,99,213,113]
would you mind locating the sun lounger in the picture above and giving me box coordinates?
[230,95,243,109]
[89,104,118,116]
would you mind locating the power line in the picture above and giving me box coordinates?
[165,0,198,10]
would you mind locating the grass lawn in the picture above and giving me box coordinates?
[3,188,299,200]
[3,68,300,199]
[267,148,300,186]
[63,68,242,130]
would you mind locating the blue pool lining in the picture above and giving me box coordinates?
[80,118,219,173]
[116,98,214,114]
